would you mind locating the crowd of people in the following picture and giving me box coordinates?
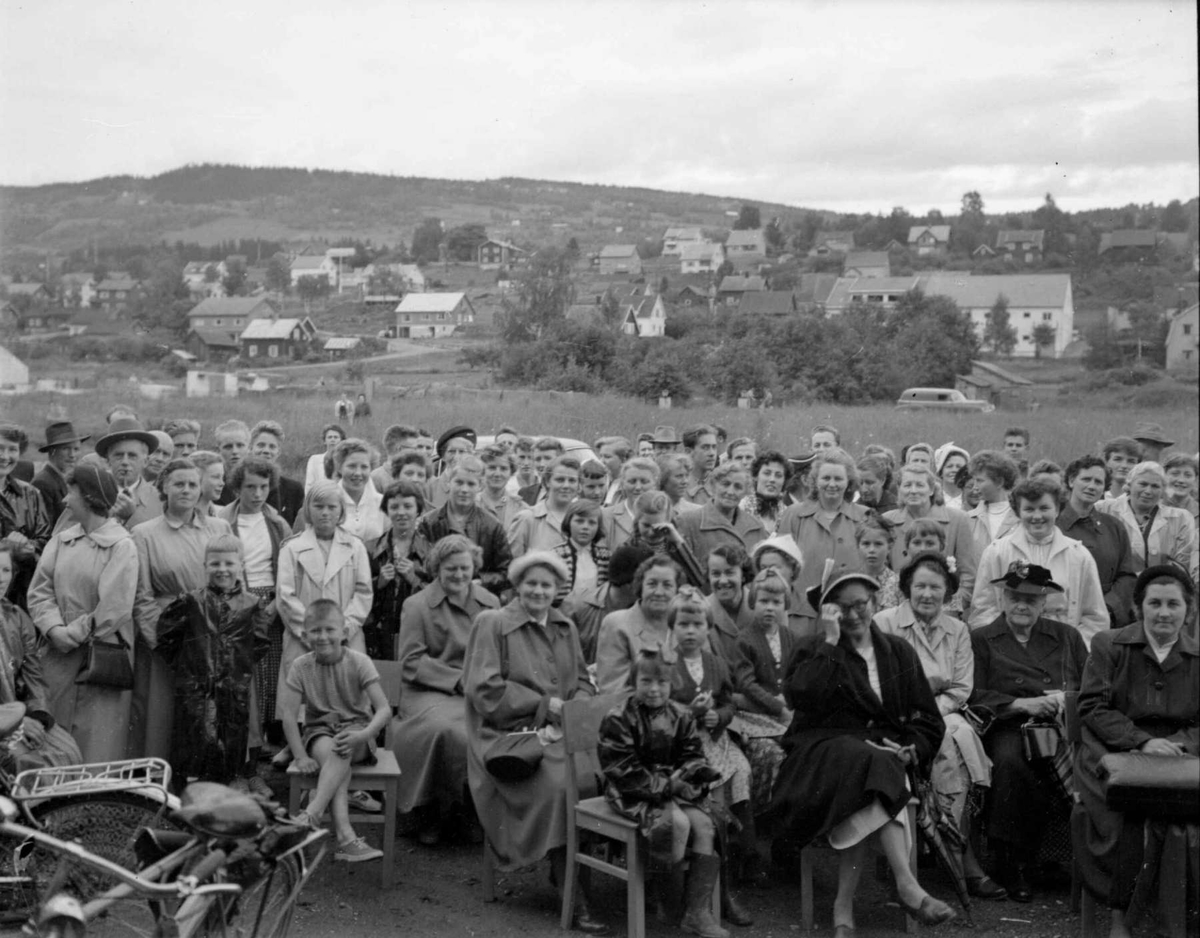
[0,405,1196,937]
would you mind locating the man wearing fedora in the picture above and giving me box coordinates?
[94,417,163,531]
[1131,422,1174,464]
[32,422,91,526]
[651,425,681,456]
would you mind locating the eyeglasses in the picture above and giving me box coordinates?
[836,600,872,616]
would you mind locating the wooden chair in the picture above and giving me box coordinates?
[558,692,718,938]
[799,799,920,936]
[288,658,402,888]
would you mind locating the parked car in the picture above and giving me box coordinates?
[894,387,995,413]
[475,435,598,465]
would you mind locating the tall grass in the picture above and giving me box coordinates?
[5,388,1196,480]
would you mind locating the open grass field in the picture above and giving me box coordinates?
[5,384,1195,483]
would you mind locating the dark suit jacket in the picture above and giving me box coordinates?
[32,463,69,525]
[217,474,304,527]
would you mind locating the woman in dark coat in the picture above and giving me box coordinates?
[1076,565,1199,938]
[766,569,955,933]
[365,481,431,660]
[969,561,1087,903]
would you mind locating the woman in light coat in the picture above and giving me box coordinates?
[28,465,139,762]
[1096,461,1197,585]
[970,477,1108,647]
[274,482,372,709]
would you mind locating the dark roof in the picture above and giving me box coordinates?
[718,275,766,293]
[844,251,890,271]
[188,296,274,319]
[996,230,1045,248]
[1099,229,1159,253]
[739,291,796,315]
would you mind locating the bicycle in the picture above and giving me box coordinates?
[1,703,181,925]
[1,779,327,938]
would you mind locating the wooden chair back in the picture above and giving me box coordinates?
[562,692,629,804]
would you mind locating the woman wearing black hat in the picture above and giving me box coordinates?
[765,566,956,933]
[968,562,1087,902]
[1075,564,1198,938]
[27,464,139,762]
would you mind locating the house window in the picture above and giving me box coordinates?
[1183,350,1192,360]
[268,345,279,358]
[214,319,222,325]
[1023,312,1031,318]
[1185,324,1193,335]
[247,345,258,358]
[1042,312,1053,321]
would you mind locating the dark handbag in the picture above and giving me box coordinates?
[1021,719,1062,761]
[75,628,134,690]
[1098,752,1200,822]
[484,730,544,781]
[962,704,996,737]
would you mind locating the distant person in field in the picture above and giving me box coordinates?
[1003,427,1030,462]
[353,393,371,422]
[335,395,354,424]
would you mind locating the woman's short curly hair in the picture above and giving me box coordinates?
[706,543,756,584]
[380,480,426,517]
[968,450,1019,490]
[806,447,859,501]
[632,554,682,601]
[750,450,791,487]
[1010,477,1064,513]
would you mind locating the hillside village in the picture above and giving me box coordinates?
[1,171,1198,399]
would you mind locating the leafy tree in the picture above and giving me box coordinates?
[1160,199,1189,232]
[367,266,402,296]
[265,256,291,294]
[296,275,330,312]
[734,204,761,231]
[204,264,220,283]
[411,218,443,264]
[505,247,576,342]
[659,275,670,296]
[983,293,1017,356]
[1083,322,1125,370]
[1032,193,1071,257]
[715,259,735,281]
[221,258,247,297]
[1124,301,1167,363]
[565,237,580,258]
[1031,323,1057,359]
[886,206,914,247]
[960,191,985,223]
[764,217,786,252]
[445,223,488,262]
[926,209,945,224]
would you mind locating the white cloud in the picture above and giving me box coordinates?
[0,0,1195,214]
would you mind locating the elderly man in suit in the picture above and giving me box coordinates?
[95,417,163,530]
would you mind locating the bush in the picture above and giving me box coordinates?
[1077,363,1161,391]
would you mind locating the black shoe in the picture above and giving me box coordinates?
[572,895,611,935]
[1006,866,1033,904]
[722,893,754,927]
[966,875,1008,900]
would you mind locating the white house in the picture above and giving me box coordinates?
[1166,303,1198,373]
[662,227,704,256]
[724,228,767,261]
[0,343,30,389]
[290,255,337,287]
[394,292,475,339]
[922,272,1074,358]
[679,241,726,275]
[620,295,666,338]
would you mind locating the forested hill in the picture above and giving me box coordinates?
[0,163,807,257]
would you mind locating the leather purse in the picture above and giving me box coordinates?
[75,629,134,690]
[483,730,543,782]
[1098,752,1200,821]
[1021,719,1062,761]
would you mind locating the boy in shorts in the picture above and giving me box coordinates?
[280,599,391,862]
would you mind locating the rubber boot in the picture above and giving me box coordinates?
[680,854,730,938]
[720,853,754,927]
[652,860,687,924]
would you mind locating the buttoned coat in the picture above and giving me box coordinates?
[1057,504,1138,627]
[1095,494,1197,584]
[393,580,499,813]
[1075,624,1200,905]
[463,600,594,869]
[969,527,1109,647]
[780,499,869,602]
[676,504,767,579]
[595,604,677,695]
[274,527,372,708]
[28,518,138,762]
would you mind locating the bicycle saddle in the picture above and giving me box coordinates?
[173,781,269,839]
[0,702,25,739]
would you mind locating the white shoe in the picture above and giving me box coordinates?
[348,790,382,813]
[335,836,383,863]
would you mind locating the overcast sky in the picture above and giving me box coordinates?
[1,0,1196,214]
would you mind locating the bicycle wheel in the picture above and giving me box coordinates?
[203,852,300,938]
[24,791,182,937]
